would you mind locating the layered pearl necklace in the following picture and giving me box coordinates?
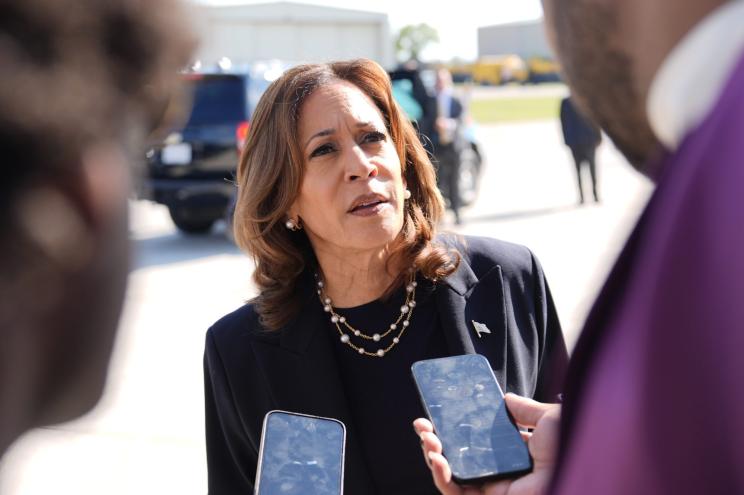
[315,273,417,358]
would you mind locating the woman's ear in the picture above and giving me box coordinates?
[283,199,299,230]
[287,195,301,222]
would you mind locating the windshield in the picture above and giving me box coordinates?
[391,79,423,121]
[184,75,246,126]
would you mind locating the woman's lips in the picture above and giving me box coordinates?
[348,200,389,216]
[347,192,390,215]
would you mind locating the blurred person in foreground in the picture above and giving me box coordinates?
[559,96,602,204]
[203,58,568,494]
[0,0,192,457]
[416,0,744,493]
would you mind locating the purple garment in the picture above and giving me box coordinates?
[552,50,744,494]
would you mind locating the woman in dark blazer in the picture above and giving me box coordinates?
[204,59,568,495]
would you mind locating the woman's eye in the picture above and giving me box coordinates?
[363,131,386,144]
[310,143,335,158]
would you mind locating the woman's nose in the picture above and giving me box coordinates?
[345,146,378,182]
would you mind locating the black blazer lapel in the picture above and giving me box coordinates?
[436,256,510,389]
[436,271,477,356]
[250,285,376,494]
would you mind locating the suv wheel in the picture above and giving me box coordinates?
[458,146,481,207]
[169,206,216,234]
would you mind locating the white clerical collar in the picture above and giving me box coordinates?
[647,0,744,151]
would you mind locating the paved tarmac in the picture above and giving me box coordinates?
[0,119,652,494]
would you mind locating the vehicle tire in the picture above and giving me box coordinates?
[169,206,216,234]
[458,146,481,207]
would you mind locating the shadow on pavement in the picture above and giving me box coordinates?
[132,229,241,271]
[464,204,579,224]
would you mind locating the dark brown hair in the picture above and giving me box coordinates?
[234,59,458,331]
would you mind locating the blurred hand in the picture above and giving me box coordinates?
[436,116,457,144]
[413,393,561,495]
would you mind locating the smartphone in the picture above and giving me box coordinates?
[411,354,532,484]
[254,410,346,495]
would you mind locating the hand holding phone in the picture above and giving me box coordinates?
[255,410,346,495]
[411,354,532,485]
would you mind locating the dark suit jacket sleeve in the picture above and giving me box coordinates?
[528,250,569,403]
[204,328,258,494]
[450,96,464,120]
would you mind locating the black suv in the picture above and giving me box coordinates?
[143,64,281,233]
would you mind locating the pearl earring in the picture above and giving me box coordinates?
[404,189,412,200]
[285,218,300,231]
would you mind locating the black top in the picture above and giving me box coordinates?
[329,277,445,494]
[204,235,569,495]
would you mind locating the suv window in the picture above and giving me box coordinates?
[184,74,246,126]
[247,76,272,116]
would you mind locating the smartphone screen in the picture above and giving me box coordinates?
[411,354,532,484]
[255,410,346,495]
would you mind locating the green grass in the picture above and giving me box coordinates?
[470,96,561,124]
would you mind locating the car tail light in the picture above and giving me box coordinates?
[236,121,250,152]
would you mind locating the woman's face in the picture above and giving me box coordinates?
[291,80,406,256]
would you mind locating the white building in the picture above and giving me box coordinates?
[478,19,552,59]
[191,1,393,68]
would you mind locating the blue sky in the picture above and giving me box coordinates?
[191,0,544,60]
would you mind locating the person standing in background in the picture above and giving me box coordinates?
[433,69,465,224]
[560,96,602,204]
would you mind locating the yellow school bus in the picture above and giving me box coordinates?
[472,55,528,85]
[527,56,562,83]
